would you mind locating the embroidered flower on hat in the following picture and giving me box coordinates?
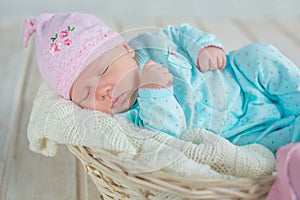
[50,26,75,55]
[64,39,72,46]
[60,30,69,39]
[50,41,62,54]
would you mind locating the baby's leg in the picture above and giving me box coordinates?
[231,42,300,116]
[229,42,300,152]
[232,116,300,153]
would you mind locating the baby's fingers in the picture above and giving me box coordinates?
[209,57,218,71]
[198,57,210,72]
[217,53,226,70]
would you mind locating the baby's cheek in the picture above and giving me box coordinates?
[94,102,111,114]
[81,100,94,111]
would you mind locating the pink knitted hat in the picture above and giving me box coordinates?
[23,12,124,99]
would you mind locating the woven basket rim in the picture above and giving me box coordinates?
[68,145,276,199]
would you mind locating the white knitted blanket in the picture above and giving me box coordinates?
[27,82,275,178]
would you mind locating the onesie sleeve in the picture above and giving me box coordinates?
[166,23,224,66]
[137,87,186,138]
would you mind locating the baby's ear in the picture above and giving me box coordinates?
[122,43,135,57]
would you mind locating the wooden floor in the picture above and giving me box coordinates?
[1,17,300,199]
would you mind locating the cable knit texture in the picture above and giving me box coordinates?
[27,82,276,178]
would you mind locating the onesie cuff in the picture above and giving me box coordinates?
[190,42,223,67]
[138,86,173,98]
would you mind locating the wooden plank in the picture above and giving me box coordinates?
[160,17,254,53]
[270,17,300,48]
[117,19,159,41]
[0,19,24,178]
[159,17,202,28]
[234,17,300,66]
[2,41,78,199]
[2,0,300,19]
[199,18,253,51]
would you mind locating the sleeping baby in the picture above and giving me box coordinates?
[23,12,300,154]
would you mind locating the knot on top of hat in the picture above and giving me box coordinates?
[23,18,36,48]
[23,13,54,48]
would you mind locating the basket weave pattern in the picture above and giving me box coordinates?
[68,145,275,200]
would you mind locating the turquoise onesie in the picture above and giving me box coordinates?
[117,23,300,153]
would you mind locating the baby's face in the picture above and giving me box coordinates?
[70,43,140,114]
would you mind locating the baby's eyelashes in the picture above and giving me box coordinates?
[100,65,110,76]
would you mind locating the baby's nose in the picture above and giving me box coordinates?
[95,84,112,101]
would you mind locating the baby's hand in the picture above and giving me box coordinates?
[140,60,173,89]
[197,46,226,72]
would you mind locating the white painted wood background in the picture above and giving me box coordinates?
[1,0,300,19]
[1,1,300,199]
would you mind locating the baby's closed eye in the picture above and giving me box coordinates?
[81,89,91,103]
[100,65,109,76]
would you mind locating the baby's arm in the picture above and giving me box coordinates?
[138,61,186,137]
[166,23,226,72]
[138,88,186,137]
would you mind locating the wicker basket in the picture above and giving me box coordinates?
[68,145,276,200]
